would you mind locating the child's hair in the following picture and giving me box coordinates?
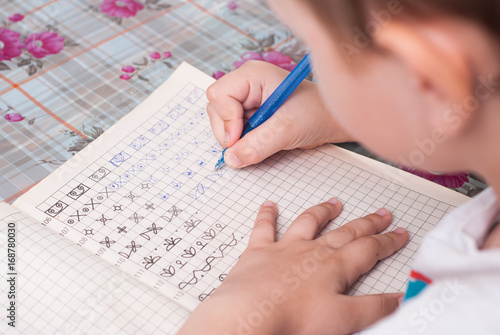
[301,0,500,46]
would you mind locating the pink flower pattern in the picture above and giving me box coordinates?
[25,32,64,59]
[227,1,238,10]
[0,29,25,61]
[120,51,173,80]
[100,0,145,18]
[403,168,469,189]
[4,113,24,122]
[150,51,161,60]
[8,14,24,22]
[212,71,226,80]
[233,51,297,72]
[122,65,135,73]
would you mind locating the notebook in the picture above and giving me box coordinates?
[1,62,469,334]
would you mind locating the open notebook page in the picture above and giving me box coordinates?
[0,203,189,334]
[13,62,469,313]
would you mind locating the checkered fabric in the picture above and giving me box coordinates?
[0,0,307,202]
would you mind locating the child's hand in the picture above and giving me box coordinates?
[206,61,352,168]
[178,199,409,335]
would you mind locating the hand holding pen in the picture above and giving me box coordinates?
[215,53,312,170]
[206,54,352,170]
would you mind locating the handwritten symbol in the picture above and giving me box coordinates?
[67,183,90,200]
[178,234,238,290]
[100,236,116,248]
[164,237,181,251]
[149,120,169,135]
[160,266,176,278]
[141,183,150,189]
[110,151,131,167]
[89,167,110,182]
[140,223,163,240]
[181,247,196,258]
[184,219,201,233]
[183,169,196,178]
[99,187,112,199]
[84,229,94,236]
[85,198,100,210]
[188,184,205,200]
[208,145,221,156]
[69,210,86,223]
[161,205,182,222]
[141,153,157,164]
[158,192,170,200]
[124,191,139,202]
[142,255,161,270]
[119,241,142,259]
[45,200,69,217]
[148,175,158,185]
[96,214,111,225]
[130,135,150,151]
[117,226,127,233]
[202,229,216,240]
[128,212,144,224]
[145,203,155,210]
[113,205,123,211]
[198,288,216,302]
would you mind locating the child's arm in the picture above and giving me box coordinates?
[178,200,408,335]
[206,61,353,169]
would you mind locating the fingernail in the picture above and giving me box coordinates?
[263,201,274,207]
[375,208,388,217]
[393,227,406,235]
[224,132,230,146]
[327,197,338,205]
[226,152,243,168]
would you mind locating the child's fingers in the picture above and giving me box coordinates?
[223,116,293,168]
[341,293,403,332]
[338,229,409,286]
[205,91,245,148]
[319,209,392,249]
[206,65,273,148]
[206,103,226,146]
[248,201,278,247]
[281,199,342,242]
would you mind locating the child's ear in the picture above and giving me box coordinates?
[376,21,474,138]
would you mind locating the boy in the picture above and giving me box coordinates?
[179,1,500,334]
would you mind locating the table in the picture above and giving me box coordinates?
[0,0,485,203]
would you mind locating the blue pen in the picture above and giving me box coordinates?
[214,53,313,170]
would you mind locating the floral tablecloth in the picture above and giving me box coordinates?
[0,0,485,203]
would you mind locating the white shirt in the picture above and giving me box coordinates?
[366,187,500,335]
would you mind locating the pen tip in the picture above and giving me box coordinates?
[215,148,227,171]
[214,162,224,171]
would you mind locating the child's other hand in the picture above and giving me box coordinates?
[178,199,409,335]
[206,61,352,169]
